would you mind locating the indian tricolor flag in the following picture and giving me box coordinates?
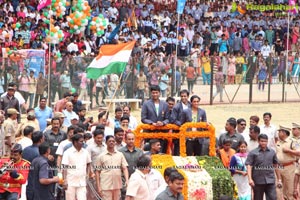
[87,41,135,79]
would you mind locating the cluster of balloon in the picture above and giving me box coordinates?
[89,14,109,37]
[45,21,65,44]
[12,22,22,29]
[67,0,91,34]
[5,48,13,56]
[50,0,69,18]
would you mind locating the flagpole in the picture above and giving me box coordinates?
[174,13,180,97]
[283,11,290,102]
[104,69,126,117]
[47,5,52,106]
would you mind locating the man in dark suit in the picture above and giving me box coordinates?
[170,89,191,155]
[141,85,169,152]
[141,85,169,126]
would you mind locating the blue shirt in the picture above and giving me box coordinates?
[35,106,53,131]
[22,145,40,163]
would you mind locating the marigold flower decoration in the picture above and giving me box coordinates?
[179,122,216,157]
[133,124,180,153]
[133,123,216,157]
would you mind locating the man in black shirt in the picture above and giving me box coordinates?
[27,142,59,200]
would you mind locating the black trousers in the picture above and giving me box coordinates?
[186,139,202,156]
[253,183,276,200]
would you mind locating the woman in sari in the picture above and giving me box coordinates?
[230,141,251,200]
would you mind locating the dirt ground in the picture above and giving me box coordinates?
[89,102,300,136]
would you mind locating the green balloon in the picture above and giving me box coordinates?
[50,32,54,37]
[8,50,13,55]
[45,29,49,34]
[102,20,107,26]
[16,23,21,28]
[70,19,74,24]
[96,18,100,23]
[70,29,75,34]
[71,88,76,93]
[45,19,50,24]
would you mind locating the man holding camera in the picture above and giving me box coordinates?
[0,144,30,200]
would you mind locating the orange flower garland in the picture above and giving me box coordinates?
[133,123,216,157]
[180,122,216,157]
[133,124,181,153]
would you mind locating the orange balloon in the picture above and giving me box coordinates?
[54,2,59,7]
[66,2,70,6]
[84,1,88,6]
[6,48,10,52]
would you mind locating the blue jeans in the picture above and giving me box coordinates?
[28,93,34,109]
[161,89,167,97]
[0,191,18,200]
[202,68,211,85]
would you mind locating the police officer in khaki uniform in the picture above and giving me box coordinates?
[276,125,295,200]
[289,123,300,199]
[3,108,19,156]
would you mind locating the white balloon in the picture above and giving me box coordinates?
[82,6,86,10]
[61,7,66,11]
[80,27,85,32]
[76,30,80,34]
[90,21,96,25]
[59,2,63,6]
[74,25,78,30]
[49,10,53,16]
[67,17,71,21]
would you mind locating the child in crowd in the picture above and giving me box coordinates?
[218,139,236,168]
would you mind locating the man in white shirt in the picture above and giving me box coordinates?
[62,102,79,127]
[62,134,93,200]
[67,39,79,52]
[147,168,165,200]
[261,40,271,59]
[237,118,247,139]
[122,106,138,130]
[259,112,277,151]
[245,125,260,152]
[56,125,76,168]
[126,154,151,200]
[17,125,33,149]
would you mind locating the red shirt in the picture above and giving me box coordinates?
[0,158,30,197]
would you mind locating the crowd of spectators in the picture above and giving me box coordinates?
[0,0,300,103]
